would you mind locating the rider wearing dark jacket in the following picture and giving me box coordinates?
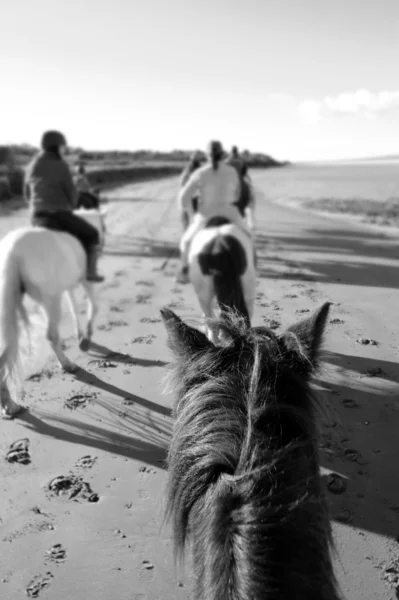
[25,131,104,282]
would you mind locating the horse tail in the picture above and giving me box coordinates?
[0,249,26,384]
[198,233,250,324]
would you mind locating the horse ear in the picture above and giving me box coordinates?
[160,308,211,357]
[280,302,331,371]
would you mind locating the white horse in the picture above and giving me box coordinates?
[188,216,256,344]
[0,207,106,418]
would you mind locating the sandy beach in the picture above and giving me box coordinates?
[1,173,399,599]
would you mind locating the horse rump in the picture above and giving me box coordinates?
[198,233,249,323]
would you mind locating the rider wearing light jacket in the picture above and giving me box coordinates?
[176,140,252,284]
[25,131,104,282]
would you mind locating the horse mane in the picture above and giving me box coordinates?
[165,310,341,600]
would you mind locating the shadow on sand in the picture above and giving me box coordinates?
[255,227,399,288]
[317,349,399,539]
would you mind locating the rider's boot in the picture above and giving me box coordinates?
[86,245,104,283]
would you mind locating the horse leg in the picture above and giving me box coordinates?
[79,282,97,351]
[44,295,78,373]
[191,261,219,344]
[0,380,22,418]
[241,267,256,321]
[65,290,84,344]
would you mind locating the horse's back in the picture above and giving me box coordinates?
[0,227,85,297]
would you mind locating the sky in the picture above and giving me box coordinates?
[1,0,398,161]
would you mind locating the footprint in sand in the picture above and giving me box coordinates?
[327,473,347,495]
[26,573,54,598]
[140,317,161,324]
[136,280,155,288]
[28,370,53,382]
[342,398,358,409]
[139,560,155,584]
[45,544,67,564]
[135,294,152,305]
[139,466,157,476]
[262,318,280,330]
[114,270,127,277]
[131,335,156,345]
[364,367,385,378]
[48,475,99,503]
[357,338,379,346]
[6,438,31,465]
[110,305,124,313]
[284,293,298,299]
[75,455,97,469]
[343,448,366,464]
[64,393,96,410]
[330,318,345,325]
[296,308,310,314]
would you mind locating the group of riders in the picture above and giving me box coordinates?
[23,131,254,286]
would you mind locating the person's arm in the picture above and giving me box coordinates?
[23,168,31,205]
[177,169,201,214]
[244,183,256,231]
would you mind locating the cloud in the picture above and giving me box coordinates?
[299,89,399,124]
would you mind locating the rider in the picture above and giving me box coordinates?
[24,130,104,282]
[75,163,99,209]
[225,145,246,177]
[176,140,252,284]
[180,150,203,188]
[75,163,91,193]
[179,150,203,232]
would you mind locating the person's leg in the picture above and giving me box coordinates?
[51,211,104,283]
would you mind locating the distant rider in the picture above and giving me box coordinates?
[24,130,104,282]
[75,163,99,209]
[176,140,252,284]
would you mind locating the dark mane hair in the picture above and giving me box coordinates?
[161,305,342,600]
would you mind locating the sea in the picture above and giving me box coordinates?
[253,160,399,205]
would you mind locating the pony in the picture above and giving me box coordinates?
[0,207,106,418]
[161,303,342,600]
[187,218,256,343]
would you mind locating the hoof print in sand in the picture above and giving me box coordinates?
[262,318,280,330]
[364,367,384,378]
[64,393,95,410]
[357,338,379,346]
[330,318,344,325]
[6,438,31,465]
[140,317,161,324]
[135,294,152,305]
[110,305,124,313]
[139,466,156,475]
[75,455,97,469]
[136,280,155,288]
[327,473,347,495]
[343,448,365,464]
[45,544,67,564]
[26,573,54,598]
[131,335,156,345]
[342,398,358,409]
[295,308,310,314]
[48,475,99,503]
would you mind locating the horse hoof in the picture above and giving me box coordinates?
[79,338,90,352]
[1,405,25,420]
